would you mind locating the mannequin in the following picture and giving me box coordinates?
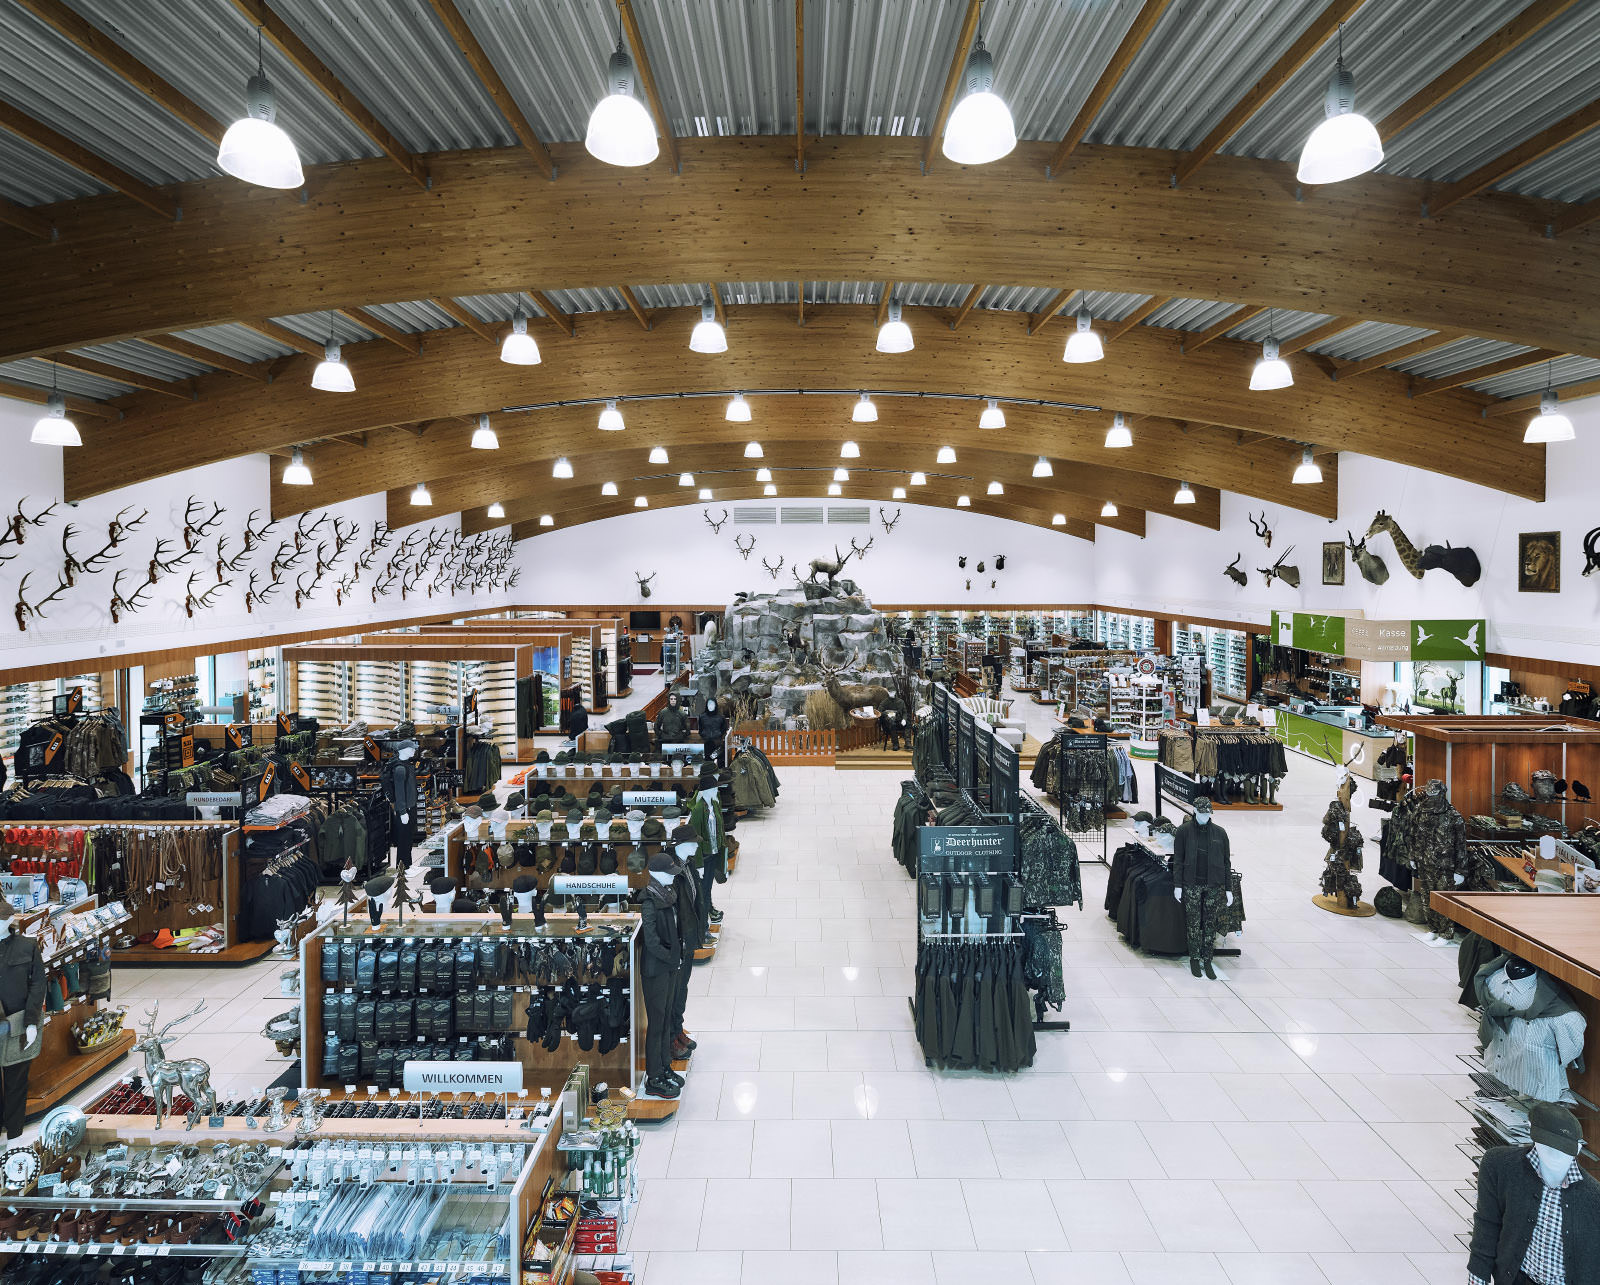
[1469,1101,1599,1285]
[511,874,538,914]
[688,779,724,945]
[667,825,704,1065]
[698,699,728,768]
[1410,778,1469,941]
[654,692,689,750]
[639,854,684,1099]
[364,875,395,927]
[0,896,45,1138]
[1474,955,1586,1103]
[1172,796,1234,979]
[382,741,420,868]
[427,876,455,912]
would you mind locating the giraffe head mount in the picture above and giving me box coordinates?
[1364,510,1425,579]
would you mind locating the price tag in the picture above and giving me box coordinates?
[158,1246,172,1257]
[42,1243,58,1254]
[137,1245,156,1257]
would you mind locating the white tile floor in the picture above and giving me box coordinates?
[48,679,1480,1285]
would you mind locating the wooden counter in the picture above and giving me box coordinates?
[1431,891,1600,1162]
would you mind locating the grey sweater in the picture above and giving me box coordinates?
[1469,1145,1600,1284]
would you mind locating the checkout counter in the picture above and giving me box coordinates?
[1270,702,1401,778]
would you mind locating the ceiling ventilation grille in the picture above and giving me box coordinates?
[828,506,870,524]
[780,506,825,525]
[733,506,777,525]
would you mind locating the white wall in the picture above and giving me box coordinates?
[1094,394,1600,667]
[516,499,1097,606]
[0,397,517,672]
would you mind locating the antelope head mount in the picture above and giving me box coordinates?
[1223,554,1247,587]
[1248,510,1273,547]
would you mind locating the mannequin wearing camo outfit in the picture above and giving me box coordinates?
[1173,797,1233,979]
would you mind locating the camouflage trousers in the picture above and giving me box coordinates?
[1411,865,1455,937]
[1185,886,1228,963]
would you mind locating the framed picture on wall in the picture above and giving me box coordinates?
[1321,541,1346,586]
[1517,531,1560,593]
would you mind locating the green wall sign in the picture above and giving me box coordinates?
[1271,612,1486,662]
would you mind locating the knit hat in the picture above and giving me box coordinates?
[647,852,676,874]
[1529,1103,1582,1156]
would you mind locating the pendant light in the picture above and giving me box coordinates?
[649,446,669,464]
[634,495,648,508]
[828,482,843,496]
[585,40,659,167]
[941,35,1016,165]
[1292,447,1323,484]
[936,446,957,464]
[470,414,499,450]
[1052,514,1066,526]
[987,480,1004,495]
[979,399,1005,429]
[602,481,618,496]
[833,467,850,482]
[756,467,773,482]
[876,299,914,353]
[410,482,432,506]
[698,487,713,500]
[598,401,626,431]
[892,486,907,500]
[852,394,878,423]
[487,501,506,519]
[956,495,971,507]
[1250,336,1294,390]
[552,457,574,479]
[689,301,727,354]
[217,30,304,189]
[30,367,80,447]
[1101,500,1118,518]
[1174,481,1195,504]
[910,472,927,486]
[1063,310,1103,363]
[311,341,354,392]
[745,442,764,458]
[539,514,554,526]
[678,472,694,487]
[763,483,777,496]
[281,446,312,485]
[726,393,752,422]
[1104,412,1132,449]
[1032,457,1052,478]
[500,309,541,365]
[1297,24,1383,185]
[840,440,860,458]
[1525,392,1575,444]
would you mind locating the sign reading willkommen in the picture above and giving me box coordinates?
[402,1060,524,1093]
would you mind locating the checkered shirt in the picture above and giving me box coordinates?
[1469,1150,1581,1285]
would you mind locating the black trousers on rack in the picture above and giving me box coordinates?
[669,950,694,1047]
[1,1058,32,1139]
[641,971,676,1081]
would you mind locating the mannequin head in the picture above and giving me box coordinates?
[1505,957,1536,981]
[428,876,455,911]
[648,852,675,886]
[511,875,538,914]
[0,896,15,938]
[397,740,417,761]
[364,875,395,925]
[1193,797,1213,827]
[1529,1103,1582,1186]
[705,698,717,714]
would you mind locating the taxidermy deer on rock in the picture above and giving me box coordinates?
[818,651,892,714]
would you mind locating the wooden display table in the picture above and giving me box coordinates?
[1430,891,1600,1165]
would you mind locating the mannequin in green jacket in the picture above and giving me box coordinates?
[688,786,724,948]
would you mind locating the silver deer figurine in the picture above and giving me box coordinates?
[134,1000,216,1126]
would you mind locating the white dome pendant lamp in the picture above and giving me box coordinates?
[217,31,304,189]
[1297,24,1383,185]
[1525,363,1575,443]
[311,341,354,392]
[500,309,541,365]
[941,33,1016,166]
[689,301,727,353]
[586,40,659,167]
[876,298,914,353]
[30,364,80,446]
[1063,310,1103,363]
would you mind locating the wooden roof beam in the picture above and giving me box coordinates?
[1410,347,1563,397]
[876,282,897,330]
[1181,306,1266,354]
[1172,0,1369,187]
[1483,376,1600,418]
[245,319,324,359]
[0,100,177,220]
[227,0,429,191]
[526,291,574,338]
[340,308,422,356]
[1376,0,1582,141]
[1276,316,1359,355]
[618,286,652,331]
[1332,330,1466,379]
[920,0,983,174]
[0,194,54,240]
[142,335,269,381]
[1048,0,1174,176]
[796,283,806,328]
[1427,97,1600,217]
[708,283,726,329]
[948,285,985,330]
[614,1,680,174]
[1027,289,1074,336]
[1104,297,1168,342]
[1550,195,1600,238]
[423,0,553,178]
[0,379,121,420]
[794,0,805,173]
[431,298,499,344]
[49,352,193,400]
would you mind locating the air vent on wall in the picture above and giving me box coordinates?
[827,506,870,524]
[780,506,825,524]
[733,506,776,525]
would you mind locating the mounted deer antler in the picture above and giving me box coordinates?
[184,572,230,618]
[762,555,785,580]
[245,569,281,614]
[292,510,328,552]
[59,524,85,587]
[334,573,357,606]
[1,499,58,554]
[733,534,756,560]
[108,505,147,545]
[182,497,226,550]
[371,568,397,601]
[109,568,152,624]
[242,509,278,551]
[328,517,359,565]
[368,521,392,552]
[1248,510,1273,547]
[147,537,195,585]
[848,535,874,561]
[214,535,250,579]
[15,572,70,632]
[295,569,323,610]
[703,508,729,534]
[879,507,902,533]
[269,539,305,579]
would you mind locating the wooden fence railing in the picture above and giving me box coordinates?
[731,719,884,764]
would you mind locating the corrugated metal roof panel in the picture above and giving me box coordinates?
[1308,320,1433,361]
[632,283,709,310]
[538,286,626,315]
[1472,354,1600,400]
[1146,298,1242,332]
[67,0,380,168]
[1501,126,1600,204]
[1231,309,1334,344]
[721,281,799,306]
[982,284,1069,314]
[0,131,106,205]
[360,300,457,333]
[173,323,296,362]
[806,280,886,306]
[633,0,794,138]
[806,0,954,138]
[270,310,373,346]
[1391,336,1532,379]
[897,282,976,309]
[0,357,127,400]
[72,340,210,381]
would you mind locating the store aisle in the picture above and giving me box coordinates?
[629,745,1479,1285]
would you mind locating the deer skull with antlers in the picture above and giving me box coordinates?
[109,568,153,624]
[15,572,70,632]
[762,554,785,580]
[184,572,231,618]
[147,537,196,585]
[703,508,730,534]
[242,508,278,551]
[182,497,226,550]
[879,507,902,533]
[733,534,756,560]
[0,499,58,558]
